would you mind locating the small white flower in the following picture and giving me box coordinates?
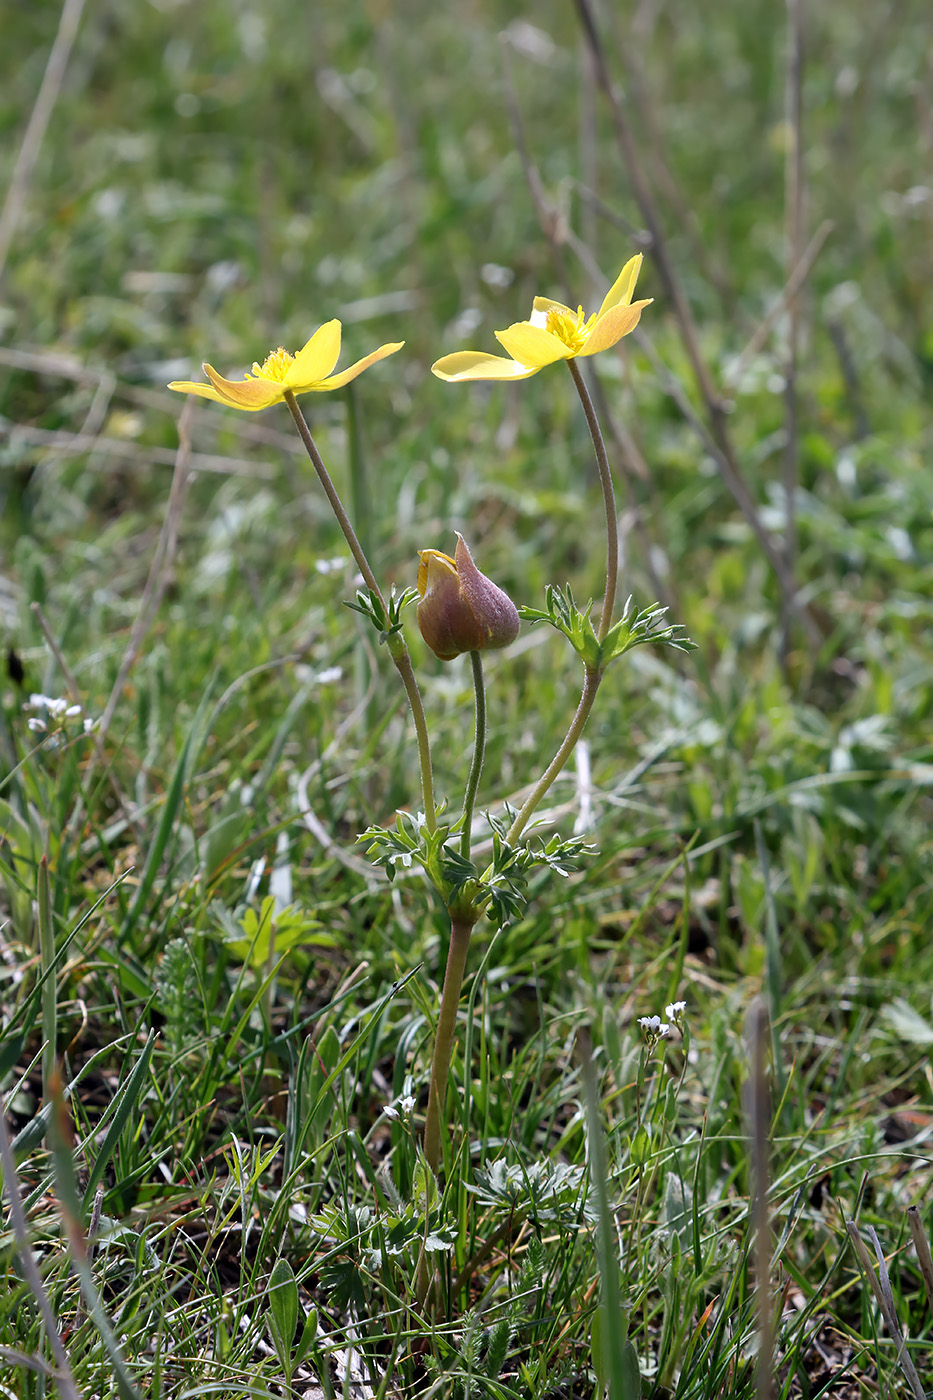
[665,1000,687,1024]
[25,694,92,731]
[27,717,47,732]
[637,1013,671,1045]
[384,1094,416,1122]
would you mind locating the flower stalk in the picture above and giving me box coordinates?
[284,390,436,833]
[423,911,478,1176]
[566,358,618,641]
[500,358,619,845]
[285,390,384,603]
[460,651,486,861]
[506,662,602,846]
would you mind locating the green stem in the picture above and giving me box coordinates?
[284,390,436,833]
[460,651,486,861]
[386,639,436,832]
[423,913,476,1176]
[260,904,277,1031]
[285,390,384,602]
[505,664,602,847]
[38,854,55,1102]
[566,358,618,641]
[498,365,615,849]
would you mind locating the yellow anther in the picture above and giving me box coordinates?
[545,306,594,354]
[253,347,295,381]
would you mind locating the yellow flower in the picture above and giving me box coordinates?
[417,535,520,661]
[168,320,403,411]
[431,254,651,382]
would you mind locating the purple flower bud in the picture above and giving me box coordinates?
[416,535,520,661]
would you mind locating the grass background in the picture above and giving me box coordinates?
[1,0,932,1396]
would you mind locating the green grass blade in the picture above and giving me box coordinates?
[81,1028,156,1214]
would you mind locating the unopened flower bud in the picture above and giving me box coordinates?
[416,535,520,661]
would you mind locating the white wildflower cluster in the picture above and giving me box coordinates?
[637,1014,672,1044]
[383,1093,416,1122]
[637,1000,687,1046]
[24,693,96,736]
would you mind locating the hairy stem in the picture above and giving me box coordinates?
[506,664,601,846]
[386,639,436,831]
[460,651,486,861]
[284,390,436,832]
[567,358,618,641]
[423,914,476,1175]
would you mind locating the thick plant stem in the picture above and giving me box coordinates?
[567,358,618,641]
[284,390,436,832]
[423,914,476,1176]
[460,651,486,861]
[506,664,601,846]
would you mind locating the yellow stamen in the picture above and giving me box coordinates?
[251,346,294,381]
[544,306,594,354]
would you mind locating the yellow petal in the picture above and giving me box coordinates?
[318,341,404,390]
[596,254,643,319]
[167,379,231,405]
[579,298,652,356]
[494,321,572,369]
[431,351,541,382]
[203,362,285,410]
[417,548,457,597]
[417,547,482,658]
[531,296,574,317]
[287,320,342,388]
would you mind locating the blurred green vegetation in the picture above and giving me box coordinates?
[1,1,931,1396]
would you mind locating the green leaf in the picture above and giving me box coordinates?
[82,1029,156,1213]
[598,595,696,667]
[345,583,418,641]
[629,1125,652,1168]
[484,1317,511,1380]
[424,1224,459,1251]
[267,1257,299,1371]
[222,894,328,967]
[412,1158,438,1214]
[305,1024,341,1136]
[520,583,601,666]
[295,1306,319,1367]
[0,1031,25,1082]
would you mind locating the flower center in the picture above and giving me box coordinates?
[251,346,294,382]
[545,306,594,354]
